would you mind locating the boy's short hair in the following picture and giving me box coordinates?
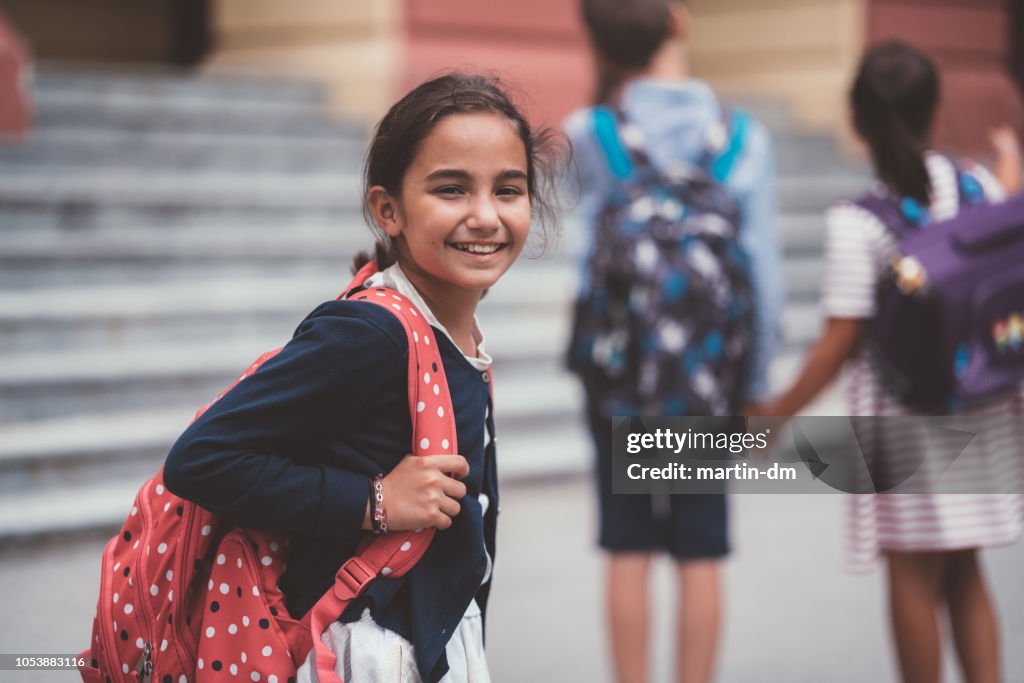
[581,0,679,70]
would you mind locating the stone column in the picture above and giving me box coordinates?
[688,0,867,147]
[204,0,401,122]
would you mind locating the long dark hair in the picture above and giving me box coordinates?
[851,41,939,205]
[353,72,566,272]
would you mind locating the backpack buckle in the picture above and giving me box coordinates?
[334,557,374,600]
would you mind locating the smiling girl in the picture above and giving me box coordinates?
[164,73,563,683]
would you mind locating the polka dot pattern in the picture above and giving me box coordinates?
[84,273,459,683]
[195,530,297,682]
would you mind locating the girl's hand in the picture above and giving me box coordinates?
[990,124,1022,194]
[990,124,1021,160]
[742,402,777,417]
[373,453,470,532]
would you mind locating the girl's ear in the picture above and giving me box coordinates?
[368,186,403,238]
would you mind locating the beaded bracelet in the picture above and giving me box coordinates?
[371,473,388,535]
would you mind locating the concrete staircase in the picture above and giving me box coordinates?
[0,66,867,541]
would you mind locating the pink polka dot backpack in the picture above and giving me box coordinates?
[80,262,460,683]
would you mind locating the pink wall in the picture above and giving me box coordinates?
[867,0,1024,156]
[402,0,593,127]
[0,9,30,138]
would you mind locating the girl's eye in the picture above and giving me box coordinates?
[497,186,525,196]
[436,186,465,196]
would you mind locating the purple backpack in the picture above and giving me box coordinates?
[855,169,1024,412]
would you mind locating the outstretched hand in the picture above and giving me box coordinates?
[742,402,778,417]
[990,123,1022,194]
[990,123,1021,159]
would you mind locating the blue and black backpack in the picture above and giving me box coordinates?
[567,106,755,417]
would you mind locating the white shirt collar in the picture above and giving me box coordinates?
[362,263,493,372]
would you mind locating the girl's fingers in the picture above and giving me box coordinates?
[437,495,461,520]
[439,476,467,500]
[423,453,470,479]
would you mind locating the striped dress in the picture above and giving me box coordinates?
[821,152,1024,571]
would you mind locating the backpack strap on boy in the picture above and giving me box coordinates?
[591,104,750,184]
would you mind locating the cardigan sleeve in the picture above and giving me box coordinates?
[164,301,408,539]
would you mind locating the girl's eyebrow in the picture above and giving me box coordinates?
[424,168,528,182]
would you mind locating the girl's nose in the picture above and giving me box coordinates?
[466,195,501,231]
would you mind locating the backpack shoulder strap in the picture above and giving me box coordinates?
[708,107,750,183]
[592,104,751,186]
[307,264,458,683]
[592,105,635,180]
[851,192,920,241]
[948,156,989,208]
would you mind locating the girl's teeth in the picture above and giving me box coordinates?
[458,244,500,254]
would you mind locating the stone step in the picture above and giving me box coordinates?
[30,82,360,137]
[0,479,141,541]
[0,346,847,542]
[0,169,864,208]
[0,226,573,271]
[0,169,361,208]
[0,365,584,486]
[0,270,347,352]
[35,63,328,106]
[0,202,358,234]
[0,245,822,346]
[779,214,825,254]
[0,294,822,425]
[0,126,842,175]
[0,311,582,424]
[0,218,824,280]
[0,343,835,480]
[0,414,593,542]
[0,269,823,359]
[0,358,847,544]
[0,223,367,270]
[0,126,368,173]
[0,182,856,269]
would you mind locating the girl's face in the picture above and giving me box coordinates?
[375,112,532,295]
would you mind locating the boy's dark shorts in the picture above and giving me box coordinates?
[587,405,730,560]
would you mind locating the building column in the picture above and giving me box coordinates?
[204,0,401,122]
[688,0,867,145]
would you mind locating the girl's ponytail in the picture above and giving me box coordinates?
[851,42,939,205]
[864,108,931,205]
[350,241,399,275]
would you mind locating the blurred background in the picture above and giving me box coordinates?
[0,0,1022,681]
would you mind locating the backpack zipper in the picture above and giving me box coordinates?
[173,504,201,664]
[134,641,153,682]
[132,481,157,676]
[94,536,123,679]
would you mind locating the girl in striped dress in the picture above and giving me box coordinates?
[748,42,1023,683]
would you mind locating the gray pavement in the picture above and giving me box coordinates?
[1,477,1022,682]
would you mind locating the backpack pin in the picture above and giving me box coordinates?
[893,255,928,294]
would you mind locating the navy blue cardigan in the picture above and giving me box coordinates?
[164,299,499,683]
